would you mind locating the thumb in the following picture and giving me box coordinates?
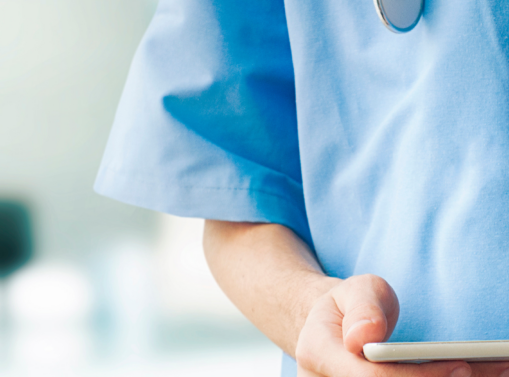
[332,274,400,355]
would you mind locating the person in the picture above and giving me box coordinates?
[94,0,509,375]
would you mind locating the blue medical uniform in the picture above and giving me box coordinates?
[95,0,509,375]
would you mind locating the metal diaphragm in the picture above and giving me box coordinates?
[374,0,424,33]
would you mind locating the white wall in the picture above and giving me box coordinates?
[0,0,159,258]
[0,2,282,374]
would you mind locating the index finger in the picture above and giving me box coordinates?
[338,349,472,377]
[469,361,509,377]
[367,360,472,377]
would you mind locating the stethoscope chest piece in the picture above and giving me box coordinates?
[374,0,424,33]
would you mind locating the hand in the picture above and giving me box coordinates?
[295,274,473,377]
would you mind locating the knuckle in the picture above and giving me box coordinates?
[295,327,320,372]
[360,274,397,303]
[295,343,319,372]
[344,274,395,302]
[348,302,385,318]
[295,327,333,375]
[347,274,387,291]
[364,274,390,291]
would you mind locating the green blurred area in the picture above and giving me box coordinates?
[0,201,32,277]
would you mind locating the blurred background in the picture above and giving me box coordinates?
[0,0,281,375]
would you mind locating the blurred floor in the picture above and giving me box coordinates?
[0,348,281,377]
[0,216,282,376]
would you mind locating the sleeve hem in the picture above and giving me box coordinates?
[94,167,312,244]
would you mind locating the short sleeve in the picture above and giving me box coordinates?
[94,0,311,242]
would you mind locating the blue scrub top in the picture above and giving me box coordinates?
[95,0,509,375]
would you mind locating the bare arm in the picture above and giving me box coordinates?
[203,220,338,355]
[203,220,476,377]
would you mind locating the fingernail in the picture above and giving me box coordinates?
[500,369,509,377]
[345,319,373,338]
[450,366,471,377]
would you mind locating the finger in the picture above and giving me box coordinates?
[368,360,472,377]
[470,361,509,377]
[332,274,400,354]
[318,339,472,377]
[296,294,346,375]
[297,293,471,377]
[337,349,472,377]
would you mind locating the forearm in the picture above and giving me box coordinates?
[203,220,340,357]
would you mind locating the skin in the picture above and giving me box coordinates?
[203,220,509,377]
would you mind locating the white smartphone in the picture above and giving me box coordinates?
[363,340,509,363]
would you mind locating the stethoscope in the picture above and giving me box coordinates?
[374,0,424,33]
